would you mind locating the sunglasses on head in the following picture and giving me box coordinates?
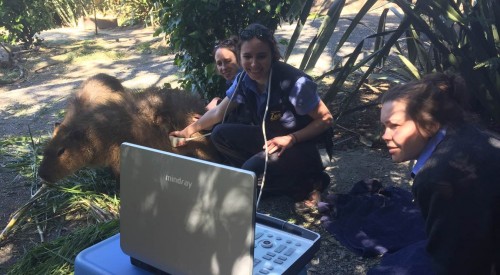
[239,28,272,40]
[214,39,235,49]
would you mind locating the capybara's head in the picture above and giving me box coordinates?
[38,73,128,183]
[38,122,96,183]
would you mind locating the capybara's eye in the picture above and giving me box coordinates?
[57,148,65,157]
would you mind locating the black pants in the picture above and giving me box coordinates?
[211,123,325,198]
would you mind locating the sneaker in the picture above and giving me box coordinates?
[294,172,330,214]
[294,191,321,214]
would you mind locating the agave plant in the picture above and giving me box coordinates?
[294,0,499,122]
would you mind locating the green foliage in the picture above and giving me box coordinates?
[0,133,119,245]
[7,220,119,275]
[155,0,303,99]
[309,0,499,123]
[0,0,55,46]
[112,0,156,26]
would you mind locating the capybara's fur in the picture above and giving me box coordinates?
[38,73,220,183]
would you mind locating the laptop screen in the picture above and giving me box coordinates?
[120,142,257,275]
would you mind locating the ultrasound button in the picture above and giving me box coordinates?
[267,234,273,237]
[266,252,276,257]
[263,255,272,260]
[276,237,282,240]
[259,269,270,274]
[274,244,286,253]
[278,256,287,261]
[286,240,292,244]
[263,262,273,270]
[260,240,273,248]
[295,243,302,246]
[255,232,264,240]
[254,258,261,266]
[284,247,295,256]
[273,259,284,264]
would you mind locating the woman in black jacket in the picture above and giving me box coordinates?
[380,72,500,274]
[170,23,333,207]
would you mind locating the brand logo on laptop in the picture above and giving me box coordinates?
[165,174,192,189]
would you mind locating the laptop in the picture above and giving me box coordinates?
[120,142,256,275]
[120,142,320,275]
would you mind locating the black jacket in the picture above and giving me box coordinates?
[227,62,333,158]
[413,124,500,275]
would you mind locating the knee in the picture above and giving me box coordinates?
[210,124,230,146]
[242,157,264,175]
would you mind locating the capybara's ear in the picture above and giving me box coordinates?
[52,122,62,137]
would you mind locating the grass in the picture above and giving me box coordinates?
[7,219,119,275]
[136,39,173,56]
[0,66,23,83]
[59,40,127,63]
[0,135,47,180]
[0,134,119,260]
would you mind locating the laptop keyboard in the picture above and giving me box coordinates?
[253,223,315,274]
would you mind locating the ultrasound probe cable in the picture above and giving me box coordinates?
[255,68,273,209]
[220,69,273,209]
[169,69,272,210]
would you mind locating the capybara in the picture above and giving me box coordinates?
[38,73,220,183]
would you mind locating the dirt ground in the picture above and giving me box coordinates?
[0,2,414,274]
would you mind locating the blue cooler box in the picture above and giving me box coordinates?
[75,234,149,275]
[74,233,309,275]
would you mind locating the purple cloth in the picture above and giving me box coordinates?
[319,179,427,258]
[367,240,435,275]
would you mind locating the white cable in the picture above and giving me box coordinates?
[255,68,273,209]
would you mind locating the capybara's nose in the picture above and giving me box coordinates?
[38,167,54,183]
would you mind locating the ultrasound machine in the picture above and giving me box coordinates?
[74,143,321,275]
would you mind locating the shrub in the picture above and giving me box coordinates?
[155,0,301,99]
[0,0,55,46]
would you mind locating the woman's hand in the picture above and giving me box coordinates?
[263,134,296,156]
[169,130,189,147]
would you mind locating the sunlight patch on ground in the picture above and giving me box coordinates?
[0,243,14,264]
[122,73,180,90]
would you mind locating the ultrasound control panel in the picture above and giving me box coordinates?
[253,214,321,275]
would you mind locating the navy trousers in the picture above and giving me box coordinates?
[210,123,324,198]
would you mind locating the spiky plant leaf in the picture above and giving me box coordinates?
[284,0,315,62]
[300,0,345,71]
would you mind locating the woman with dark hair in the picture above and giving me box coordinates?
[170,23,333,208]
[205,36,241,111]
[380,72,500,274]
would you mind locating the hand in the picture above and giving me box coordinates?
[169,131,188,147]
[263,134,295,156]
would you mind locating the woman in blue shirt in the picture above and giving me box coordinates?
[380,72,500,274]
[171,23,333,208]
